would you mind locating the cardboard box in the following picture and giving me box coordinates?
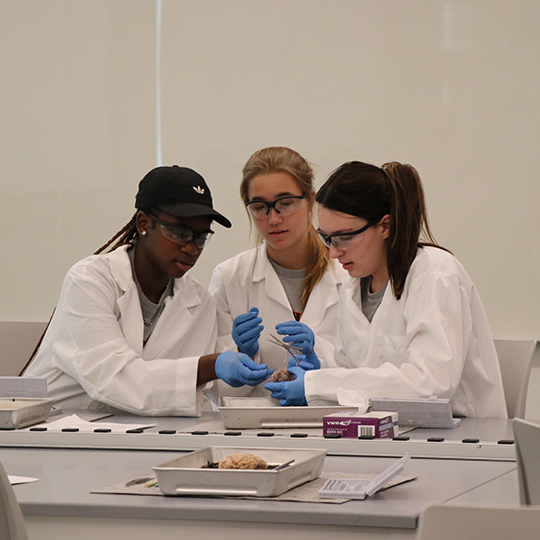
[323,411,398,439]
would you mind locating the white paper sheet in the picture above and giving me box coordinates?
[8,476,39,485]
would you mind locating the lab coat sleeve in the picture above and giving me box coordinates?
[305,271,471,406]
[50,266,208,416]
[313,334,339,369]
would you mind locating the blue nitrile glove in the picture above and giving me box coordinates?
[215,351,273,388]
[287,354,320,372]
[276,321,315,354]
[232,307,263,358]
[264,366,307,406]
[276,321,320,370]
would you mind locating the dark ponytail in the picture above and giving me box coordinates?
[316,161,446,300]
[381,162,443,298]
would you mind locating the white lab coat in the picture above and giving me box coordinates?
[304,246,508,419]
[209,245,347,396]
[24,246,217,416]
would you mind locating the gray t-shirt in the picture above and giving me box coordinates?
[128,248,174,344]
[357,276,387,323]
[269,257,306,320]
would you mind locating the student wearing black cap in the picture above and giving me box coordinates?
[23,166,273,415]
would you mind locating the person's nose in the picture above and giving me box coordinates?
[267,207,283,225]
[180,241,199,256]
[329,244,342,259]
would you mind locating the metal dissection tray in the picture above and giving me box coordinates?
[153,446,327,497]
[370,397,461,428]
[0,398,54,429]
[219,396,356,429]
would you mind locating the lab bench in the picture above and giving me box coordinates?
[0,412,523,540]
[0,411,517,460]
[1,446,518,540]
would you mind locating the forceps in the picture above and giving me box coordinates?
[267,333,303,367]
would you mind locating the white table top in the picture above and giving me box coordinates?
[0,411,517,460]
[2,446,517,530]
[0,411,523,540]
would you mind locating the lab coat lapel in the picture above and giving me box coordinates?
[340,277,378,368]
[109,247,144,356]
[143,277,201,359]
[344,278,371,329]
[302,267,342,328]
[117,285,144,356]
[371,284,392,322]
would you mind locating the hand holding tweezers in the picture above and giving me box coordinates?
[267,333,303,366]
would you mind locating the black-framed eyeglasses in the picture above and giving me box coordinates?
[317,219,379,249]
[245,194,307,219]
[147,213,214,249]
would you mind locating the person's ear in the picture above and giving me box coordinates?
[380,214,391,239]
[306,189,316,211]
[304,191,315,227]
[136,211,152,237]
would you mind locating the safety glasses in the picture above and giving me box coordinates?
[317,219,379,249]
[245,194,307,219]
[148,214,214,249]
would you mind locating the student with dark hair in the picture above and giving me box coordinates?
[209,147,346,396]
[23,166,272,415]
[265,161,507,418]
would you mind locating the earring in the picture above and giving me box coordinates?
[141,231,147,236]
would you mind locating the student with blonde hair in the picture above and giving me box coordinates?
[209,147,346,396]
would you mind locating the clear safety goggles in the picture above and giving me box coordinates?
[148,213,214,249]
[317,219,378,249]
[245,194,307,219]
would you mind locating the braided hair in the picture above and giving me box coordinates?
[93,212,139,255]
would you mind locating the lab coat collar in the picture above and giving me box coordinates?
[343,276,372,329]
[108,247,144,355]
[108,245,135,293]
[144,280,203,359]
[252,244,269,283]
[343,275,395,329]
[252,246,292,311]
[302,262,344,327]
[108,245,204,358]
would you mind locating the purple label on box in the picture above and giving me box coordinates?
[323,412,398,439]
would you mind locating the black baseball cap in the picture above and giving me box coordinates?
[135,165,231,228]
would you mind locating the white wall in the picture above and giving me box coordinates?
[1,0,539,340]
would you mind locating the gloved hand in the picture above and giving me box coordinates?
[276,321,315,355]
[287,353,320,371]
[215,351,273,388]
[264,365,307,406]
[232,307,263,358]
[276,321,320,370]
